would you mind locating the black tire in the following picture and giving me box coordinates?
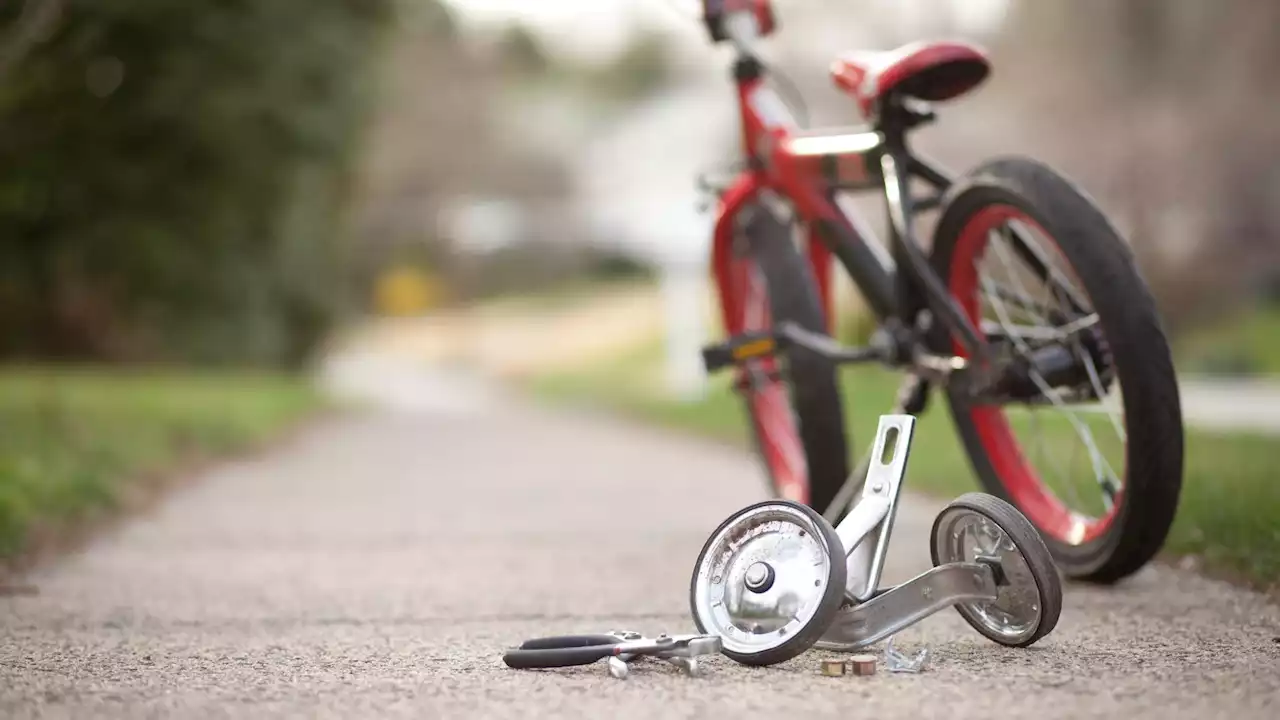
[930,492,1063,648]
[734,199,850,517]
[928,156,1185,584]
[688,500,847,666]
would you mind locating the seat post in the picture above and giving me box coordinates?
[874,95,909,151]
[875,95,937,150]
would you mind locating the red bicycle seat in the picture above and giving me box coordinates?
[830,40,991,117]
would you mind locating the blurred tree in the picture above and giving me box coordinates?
[592,29,674,101]
[495,23,551,77]
[0,0,63,83]
[991,0,1280,334]
[0,0,395,367]
[349,6,583,306]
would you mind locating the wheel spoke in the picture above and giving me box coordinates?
[980,225,1123,519]
[1029,409,1087,514]
[1006,220,1093,315]
[982,280,1060,323]
[981,313,1100,345]
[1049,281,1128,443]
[1028,355,1122,512]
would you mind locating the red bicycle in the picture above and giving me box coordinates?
[694,1,1184,583]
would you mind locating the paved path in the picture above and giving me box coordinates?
[1177,378,1280,435]
[343,285,1280,435]
[3,368,1278,718]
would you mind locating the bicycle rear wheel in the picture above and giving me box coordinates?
[725,199,850,516]
[929,157,1184,583]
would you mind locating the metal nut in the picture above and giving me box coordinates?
[850,654,877,676]
[820,659,847,677]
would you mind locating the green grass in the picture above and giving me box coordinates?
[527,340,1280,592]
[0,366,323,566]
[471,276,657,316]
[1177,302,1280,377]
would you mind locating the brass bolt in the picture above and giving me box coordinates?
[850,654,877,676]
[820,659,847,677]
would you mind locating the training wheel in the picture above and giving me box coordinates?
[930,492,1063,647]
[688,500,846,666]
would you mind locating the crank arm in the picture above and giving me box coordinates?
[815,561,1000,652]
[775,321,886,364]
[834,415,915,603]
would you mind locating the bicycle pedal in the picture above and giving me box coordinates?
[701,332,781,372]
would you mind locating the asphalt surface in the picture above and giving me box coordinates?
[3,384,1279,718]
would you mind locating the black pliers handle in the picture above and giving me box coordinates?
[502,634,627,669]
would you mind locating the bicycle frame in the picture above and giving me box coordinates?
[709,53,992,365]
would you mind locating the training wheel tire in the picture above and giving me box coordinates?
[930,492,1063,647]
[689,500,846,666]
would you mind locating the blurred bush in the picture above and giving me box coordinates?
[0,0,395,368]
[581,247,656,283]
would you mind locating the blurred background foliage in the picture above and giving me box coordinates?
[2,0,1278,372]
[0,0,663,370]
[989,0,1280,340]
[2,0,1279,581]
[0,0,396,368]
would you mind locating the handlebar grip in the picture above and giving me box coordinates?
[503,645,615,669]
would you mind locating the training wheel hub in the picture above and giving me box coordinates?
[691,503,837,655]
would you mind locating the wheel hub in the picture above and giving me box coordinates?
[932,507,1042,644]
[743,561,776,592]
[691,504,838,655]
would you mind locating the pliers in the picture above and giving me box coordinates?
[502,630,723,678]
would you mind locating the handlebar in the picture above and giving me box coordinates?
[702,0,775,55]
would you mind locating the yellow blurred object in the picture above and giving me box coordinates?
[373,267,444,316]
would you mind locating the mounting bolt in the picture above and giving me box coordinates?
[743,562,775,593]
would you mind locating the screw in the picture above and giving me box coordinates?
[872,482,884,493]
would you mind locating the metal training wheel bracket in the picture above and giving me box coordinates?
[690,413,1063,665]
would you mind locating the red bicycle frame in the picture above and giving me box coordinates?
[708,50,995,367]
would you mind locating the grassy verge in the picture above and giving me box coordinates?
[0,366,323,574]
[526,339,1280,593]
[1176,302,1280,377]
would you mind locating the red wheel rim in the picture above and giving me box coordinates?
[728,251,809,504]
[948,205,1123,545]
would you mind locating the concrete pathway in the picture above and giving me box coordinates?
[1176,377,1280,435]
[2,357,1278,718]
[347,287,1280,435]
